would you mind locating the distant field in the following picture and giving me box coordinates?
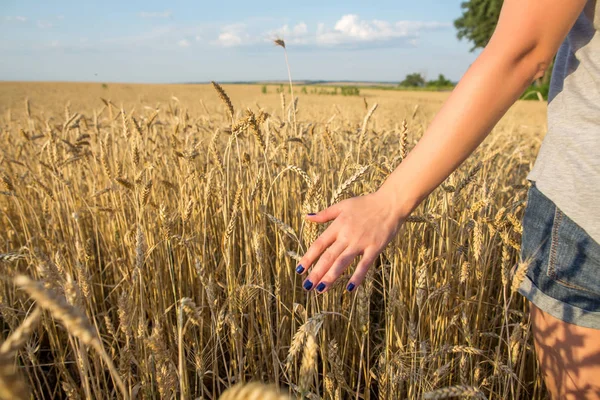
[0,81,548,399]
[0,81,545,127]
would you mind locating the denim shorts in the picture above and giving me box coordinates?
[518,184,600,329]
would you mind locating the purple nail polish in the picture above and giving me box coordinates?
[307,213,316,216]
[316,282,326,292]
[347,283,356,292]
[303,280,313,290]
[296,265,305,274]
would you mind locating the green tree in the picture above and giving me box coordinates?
[454,0,503,51]
[399,73,426,87]
[455,0,552,87]
[427,74,454,87]
[341,86,360,96]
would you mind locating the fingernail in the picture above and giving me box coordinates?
[303,280,313,291]
[296,265,305,274]
[316,282,326,292]
[347,283,356,292]
[307,213,316,216]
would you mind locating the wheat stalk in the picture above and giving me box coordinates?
[357,103,378,161]
[13,275,128,400]
[0,353,30,400]
[274,38,298,135]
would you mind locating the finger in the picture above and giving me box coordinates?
[303,240,348,291]
[305,203,343,224]
[295,225,337,275]
[346,248,379,292]
[314,248,361,293]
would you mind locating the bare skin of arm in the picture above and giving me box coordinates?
[296,0,586,293]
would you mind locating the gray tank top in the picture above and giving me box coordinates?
[527,0,600,243]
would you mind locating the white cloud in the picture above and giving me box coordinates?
[37,21,54,29]
[20,14,448,56]
[215,15,449,49]
[139,11,172,18]
[213,24,248,47]
[5,16,27,22]
[293,22,308,35]
[265,22,310,45]
[217,32,242,47]
[316,14,450,46]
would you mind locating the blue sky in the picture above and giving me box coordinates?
[0,1,480,83]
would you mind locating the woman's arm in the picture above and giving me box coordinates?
[377,0,586,220]
[297,0,587,293]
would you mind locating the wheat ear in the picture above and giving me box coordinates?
[211,81,234,122]
[0,309,41,400]
[0,308,41,358]
[330,164,370,204]
[423,385,486,399]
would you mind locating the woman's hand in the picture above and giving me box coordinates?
[296,190,406,293]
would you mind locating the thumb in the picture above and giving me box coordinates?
[305,203,343,223]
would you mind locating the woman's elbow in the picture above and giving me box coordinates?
[486,35,556,83]
[503,46,555,84]
[529,55,553,82]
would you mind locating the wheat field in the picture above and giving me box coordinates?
[0,81,548,399]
